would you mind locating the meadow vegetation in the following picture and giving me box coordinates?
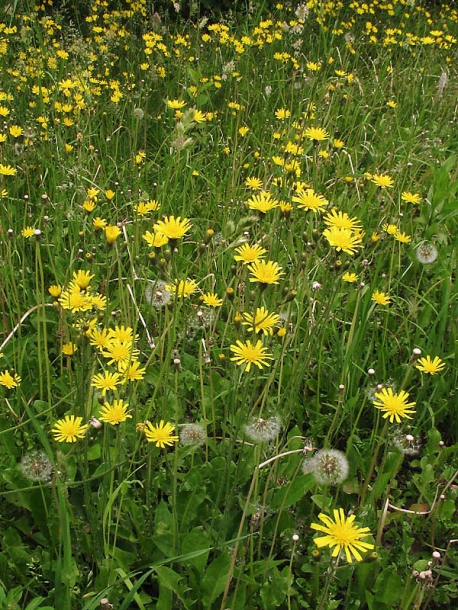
[0,0,457,608]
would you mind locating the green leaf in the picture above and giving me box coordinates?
[201,553,231,607]
[181,528,211,571]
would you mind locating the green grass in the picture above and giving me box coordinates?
[0,0,457,608]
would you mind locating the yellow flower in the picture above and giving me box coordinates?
[201,292,223,307]
[83,200,96,212]
[88,327,111,351]
[324,209,362,231]
[73,270,94,290]
[246,191,278,214]
[104,225,122,244]
[238,126,249,137]
[245,176,263,190]
[167,99,186,109]
[323,227,362,255]
[373,388,416,423]
[193,109,206,123]
[243,307,279,335]
[51,415,88,443]
[401,191,421,204]
[144,420,179,447]
[234,243,267,264]
[166,278,199,298]
[311,509,374,563]
[102,340,138,368]
[21,227,35,238]
[371,290,390,305]
[93,217,107,230]
[342,272,358,283]
[415,355,446,375]
[153,215,192,240]
[229,339,274,372]
[292,188,328,212]
[304,126,329,141]
[105,189,116,200]
[0,164,17,176]
[9,125,22,137]
[142,231,169,248]
[371,174,394,188]
[119,360,146,382]
[275,108,291,119]
[0,370,21,389]
[248,260,284,285]
[62,342,77,355]
[48,285,62,297]
[91,370,122,396]
[99,399,132,425]
[394,230,412,244]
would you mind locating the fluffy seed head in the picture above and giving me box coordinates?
[302,449,349,485]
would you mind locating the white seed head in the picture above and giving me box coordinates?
[302,449,349,485]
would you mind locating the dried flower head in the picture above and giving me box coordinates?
[145,280,172,308]
[244,416,282,443]
[20,450,53,482]
[179,423,207,447]
[302,449,349,485]
[416,242,438,264]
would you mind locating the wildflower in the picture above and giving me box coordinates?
[88,327,111,351]
[91,370,122,396]
[105,225,122,244]
[324,209,362,231]
[311,509,374,563]
[20,450,53,482]
[105,190,116,200]
[371,174,394,188]
[373,388,416,423]
[59,286,93,313]
[99,399,132,425]
[275,108,291,119]
[153,215,192,240]
[120,360,146,382]
[201,292,223,307]
[142,231,169,248]
[371,290,390,305]
[243,307,279,335]
[401,191,421,204]
[144,420,179,448]
[416,242,438,264]
[293,188,328,212]
[166,278,198,298]
[62,342,77,356]
[239,126,249,137]
[416,355,445,375]
[108,325,138,343]
[247,191,278,214]
[303,449,349,485]
[0,164,17,176]
[0,370,21,389]
[394,230,412,244]
[248,260,284,285]
[342,272,358,283]
[245,176,263,190]
[48,285,62,297]
[244,416,282,442]
[102,340,138,368]
[383,223,398,236]
[145,280,171,308]
[51,415,88,443]
[392,430,421,456]
[167,99,186,109]
[73,270,94,290]
[22,227,35,238]
[93,217,107,230]
[234,243,267,264]
[229,339,273,372]
[179,423,207,446]
[323,227,362,255]
[304,126,329,141]
[82,200,96,213]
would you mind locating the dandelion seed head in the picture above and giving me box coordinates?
[145,280,171,308]
[302,449,349,485]
[416,242,438,264]
[179,423,207,446]
[244,416,282,443]
[20,450,53,482]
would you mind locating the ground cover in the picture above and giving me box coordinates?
[0,0,457,608]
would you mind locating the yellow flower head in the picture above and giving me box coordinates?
[153,215,192,240]
[292,188,328,212]
[323,227,362,255]
[105,225,122,244]
[73,270,94,290]
[242,307,280,335]
[0,370,21,389]
[234,243,267,264]
[246,191,279,214]
[304,126,329,141]
[371,290,390,305]
[144,420,179,448]
[142,231,169,248]
[99,399,132,425]
[248,260,284,285]
[415,355,445,375]
[51,415,88,443]
[166,278,199,298]
[373,387,416,423]
[201,292,223,307]
[229,339,274,372]
[311,508,374,563]
[371,174,394,189]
